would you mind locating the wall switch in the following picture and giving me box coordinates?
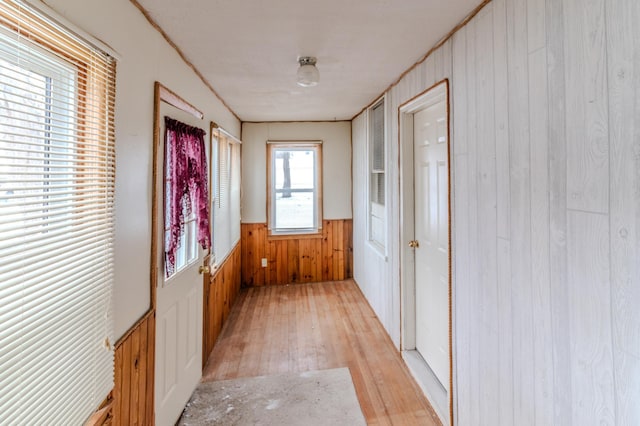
[261,258,267,267]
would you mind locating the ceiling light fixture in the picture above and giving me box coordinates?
[296,56,319,87]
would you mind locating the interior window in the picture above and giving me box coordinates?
[369,99,385,248]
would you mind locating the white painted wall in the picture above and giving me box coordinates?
[42,0,241,339]
[241,122,352,223]
[352,111,399,343]
[352,0,640,424]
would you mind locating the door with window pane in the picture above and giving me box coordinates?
[154,108,206,426]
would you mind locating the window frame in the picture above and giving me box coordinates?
[208,123,218,263]
[267,140,322,237]
[162,119,205,282]
[163,196,198,281]
[0,0,117,422]
[368,97,386,251]
[209,125,242,266]
[0,26,78,231]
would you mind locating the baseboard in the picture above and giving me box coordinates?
[402,350,449,425]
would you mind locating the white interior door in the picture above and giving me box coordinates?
[413,100,449,390]
[155,107,204,426]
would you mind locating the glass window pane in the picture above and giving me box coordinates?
[271,146,318,232]
[186,218,197,263]
[274,149,315,190]
[371,102,385,171]
[369,99,386,248]
[275,190,314,229]
[165,197,198,279]
[370,172,385,206]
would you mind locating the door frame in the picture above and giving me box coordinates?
[151,82,205,310]
[398,79,454,425]
[149,82,205,422]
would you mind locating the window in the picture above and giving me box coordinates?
[230,137,241,243]
[211,127,241,264]
[163,118,208,279]
[163,181,198,280]
[369,99,385,248]
[209,126,218,257]
[0,1,116,423]
[267,142,322,235]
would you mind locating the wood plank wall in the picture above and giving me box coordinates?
[447,0,640,423]
[353,0,640,424]
[241,220,353,286]
[112,311,155,426]
[203,242,242,367]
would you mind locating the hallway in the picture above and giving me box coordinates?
[201,280,441,425]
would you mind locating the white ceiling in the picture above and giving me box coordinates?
[136,0,480,122]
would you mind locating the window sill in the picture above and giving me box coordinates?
[268,231,323,241]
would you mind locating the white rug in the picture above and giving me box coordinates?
[178,368,367,426]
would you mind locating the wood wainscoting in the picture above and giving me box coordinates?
[113,311,155,426]
[203,242,242,367]
[241,220,353,287]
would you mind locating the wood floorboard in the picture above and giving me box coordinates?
[202,280,442,426]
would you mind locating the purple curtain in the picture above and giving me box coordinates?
[164,116,211,275]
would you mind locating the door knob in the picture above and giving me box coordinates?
[198,265,210,275]
[409,240,420,248]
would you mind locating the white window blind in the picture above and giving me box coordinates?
[0,1,116,424]
[230,140,241,244]
[369,99,385,247]
[218,134,228,210]
[370,100,385,205]
[213,134,229,261]
[211,129,240,264]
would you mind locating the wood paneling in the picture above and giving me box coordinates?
[202,280,441,425]
[606,0,640,424]
[546,0,572,424]
[351,0,640,424]
[203,242,242,368]
[113,311,155,426]
[241,220,353,287]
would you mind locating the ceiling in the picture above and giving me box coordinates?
[136,0,481,122]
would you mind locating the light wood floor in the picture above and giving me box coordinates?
[202,279,441,426]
